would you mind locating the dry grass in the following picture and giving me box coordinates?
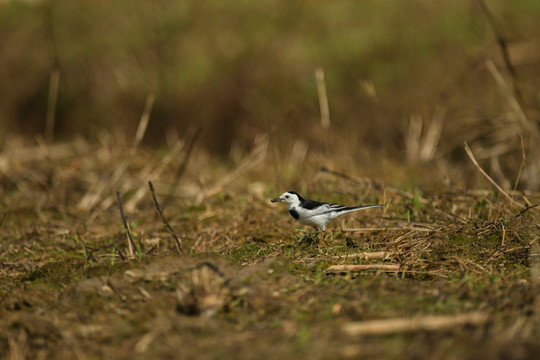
[0,136,538,359]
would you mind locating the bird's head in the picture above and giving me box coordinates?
[271,191,303,207]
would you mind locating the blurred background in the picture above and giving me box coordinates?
[1,0,539,190]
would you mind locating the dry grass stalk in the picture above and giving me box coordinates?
[342,312,489,336]
[315,66,330,129]
[116,191,137,258]
[148,181,182,254]
[406,109,444,163]
[134,93,155,147]
[485,60,528,131]
[464,142,524,208]
[288,139,308,171]
[326,264,400,274]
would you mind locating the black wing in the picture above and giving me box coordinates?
[301,199,328,210]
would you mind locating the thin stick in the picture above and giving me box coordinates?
[116,191,137,257]
[326,264,400,274]
[114,245,126,261]
[511,204,538,219]
[148,181,182,254]
[315,67,330,129]
[342,312,489,336]
[463,142,523,208]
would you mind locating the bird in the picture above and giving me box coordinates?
[271,191,384,246]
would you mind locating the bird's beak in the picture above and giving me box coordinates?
[271,196,283,203]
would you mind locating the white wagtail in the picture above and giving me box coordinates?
[271,191,383,246]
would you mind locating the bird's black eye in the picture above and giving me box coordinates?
[285,195,289,199]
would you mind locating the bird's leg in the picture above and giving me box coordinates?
[296,227,321,248]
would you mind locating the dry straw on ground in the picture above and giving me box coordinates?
[0,135,538,359]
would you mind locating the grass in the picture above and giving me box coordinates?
[0,137,538,359]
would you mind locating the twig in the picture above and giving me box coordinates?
[148,181,182,254]
[114,245,126,261]
[342,312,489,336]
[463,142,524,208]
[511,204,538,219]
[116,191,138,257]
[326,264,400,274]
[0,213,5,227]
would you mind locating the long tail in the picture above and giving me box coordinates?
[338,204,384,215]
[351,204,384,210]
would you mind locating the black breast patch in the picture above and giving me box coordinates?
[288,208,300,220]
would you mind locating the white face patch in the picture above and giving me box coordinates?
[271,191,304,208]
[280,192,301,207]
